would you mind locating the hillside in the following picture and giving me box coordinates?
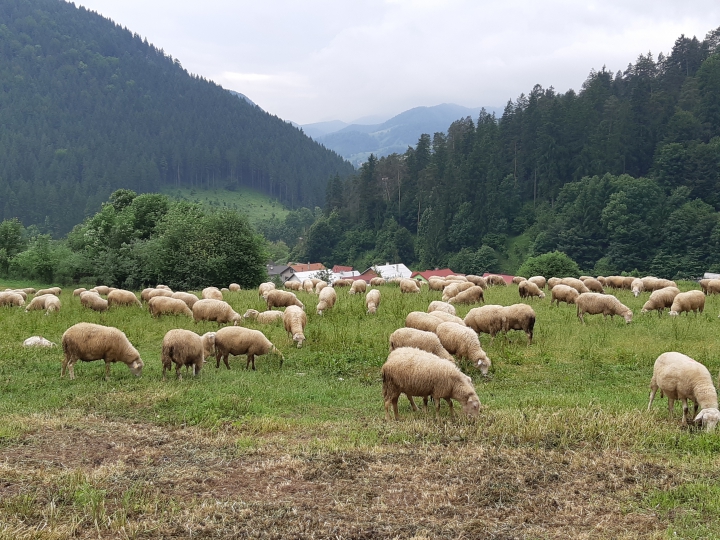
[0,0,353,235]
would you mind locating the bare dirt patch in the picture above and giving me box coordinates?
[0,417,678,538]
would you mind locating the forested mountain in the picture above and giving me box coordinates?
[273,28,720,279]
[0,0,353,235]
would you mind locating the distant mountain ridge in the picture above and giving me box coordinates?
[303,103,503,165]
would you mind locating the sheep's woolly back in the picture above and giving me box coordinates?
[640,286,679,314]
[518,281,545,300]
[427,301,456,316]
[171,291,200,309]
[161,329,214,378]
[349,280,367,295]
[25,294,56,312]
[302,280,314,293]
[73,288,86,296]
[265,289,304,310]
[192,299,241,324]
[582,278,604,293]
[366,289,381,314]
[575,293,632,322]
[669,290,705,316]
[464,305,505,337]
[528,276,547,289]
[315,281,328,294]
[0,291,25,307]
[370,277,385,286]
[449,286,485,305]
[202,287,223,300]
[405,311,443,333]
[428,311,465,325]
[317,287,337,314]
[630,278,644,297]
[547,277,562,289]
[435,322,491,373]
[214,326,281,366]
[146,288,173,300]
[465,275,487,288]
[512,276,526,285]
[229,283,241,292]
[244,309,285,324]
[550,284,579,305]
[91,286,112,296]
[400,279,420,293]
[333,279,352,288]
[62,322,143,377]
[108,289,141,307]
[259,282,276,297]
[80,291,108,312]
[388,328,454,362]
[501,304,536,338]
[560,277,590,294]
[284,305,307,348]
[149,296,193,317]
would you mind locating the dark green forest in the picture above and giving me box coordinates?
[0,0,353,235]
[259,27,720,279]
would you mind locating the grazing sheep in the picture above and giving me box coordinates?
[575,292,632,324]
[435,322,492,375]
[547,277,562,289]
[310,278,323,286]
[171,291,200,309]
[406,311,444,333]
[44,296,61,313]
[90,286,111,296]
[464,305,505,340]
[202,287,223,300]
[445,275,468,282]
[149,296,194,318]
[259,282,276,297]
[21,287,36,295]
[501,304,536,343]
[381,347,481,420]
[582,278,605,293]
[146,288,173,300]
[366,289,381,314]
[512,276,526,285]
[192,299,242,325]
[315,281,328,294]
[243,309,285,324]
[604,276,625,289]
[61,322,143,380]
[596,276,607,286]
[641,287,681,315]
[550,284,580,306]
[389,328,454,362]
[140,288,154,302]
[518,280,545,300]
[265,289,304,310]
[654,278,678,290]
[703,279,720,295]
[400,278,421,293]
[579,275,593,281]
[161,329,216,380]
[229,283,241,292]
[332,279,352,288]
[370,277,386,286]
[302,279,314,293]
[669,290,705,316]
[428,311,465,325]
[699,279,711,294]
[284,305,307,348]
[449,286,485,305]
[108,289,142,308]
[349,280,367,295]
[485,275,507,286]
[80,291,108,312]
[560,277,590,294]
[622,276,636,290]
[214,326,283,370]
[441,283,461,302]
[0,291,24,307]
[528,276,547,289]
[23,336,56,347]
[316,287,337,315]
[7,289,27,300]
[465,275,487,288]
[284,280,302,291]
[72,288,87,296]
[25,294,61,313]
[36,287,61,296]
[648,352,720,431]
[428,279,448,291]
[428,301,456,316]
[156,284,172,291]
[630,278,644,297]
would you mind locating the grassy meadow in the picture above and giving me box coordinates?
[1,281,720,538]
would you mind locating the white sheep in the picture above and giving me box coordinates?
[316,287,337,315]
[428,311,466,325]
[575,292,632,324]
[171,291,200,309]
[465,275,487,288]
[400,278,421,293]
[80,290,108,312]
[243,309,285,324]
[146,288,173,300]
[25,294,61,314]
[35,287,61,297]
[161,329,216,380]
[214,326,284,370]
[428,278,448,291]
[349,280,367,295]
[156,284,172,291]
[381,347,481,420]
[669,290,705,316]
[61,322,143,380]
[641,287,681,315]
[148,296,194,318]
[389,328,454,362]
[405,311,444,333]
[108,289,142,308]
[547,277,562,289]
[512,276,526,285]
[630,278,644,297]
[435,322,492,375]
[449,285,484,305]
[518,280,545,300]
[315,281,328,294]
[284,305,307,348]
[265,289,304,310]
[550,284,579,306]
[582,278,605,293]
[501,304,536,343]
[229,283,241,292]
[366,289,381,314]
[427,301,456,316]
[72,287,87,296]
[528,276,547,289]
[560,277,590,294]
[90,285,111,296]
[259,282,276,297]
[202,287,224,300]
[464,305,505,340]
[284,280,303,291]
[23,336,56,347]
[370,277,386,286]
[332,279,352,288]
[0,291,25,307]
[192,299,242,325]
[302,279,314,293]
[648,352,720,431]
[485,275,507,286]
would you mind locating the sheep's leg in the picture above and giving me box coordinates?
[407,395,419,411]
[66,360,76,380]
[648,386,658,411]
[667,397,675,417]
[215,352,222,369]
[247,354,255,370]
[682,400,689,426]
[423,396,430,411]
[445,398,455,417]
[435,395,442,419]
[223,354,231,369]
[104,361,111,381]
[61,356,70,378]
[176,364,182,381]
[392,397,400,420]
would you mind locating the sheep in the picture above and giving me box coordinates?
[464,305,505,340]
[630,278,644,297]
[389,328,454,362]
[622,276,636,290]
[550,284,579,306]
[603,276,624,289]
[192,299,242,325]
[202,286,223,300]
[243,309,285,324]
[449,285,485,305]
[332,279,352,288]
[316,286,337,315]
[229,283,241,292]
[441,283,462,302]
[370,277,386,286]
[512,276,526,285]
[547,277,562,289]
[80,290,108,312]
[703,279,720,295]
[149,296,194,318]
[284,305,307,348]
[381,347,481,420]
[214,326,284,370]
[156,284,172,291]
[528,276,547,289]
[518,280,545,300]
[435,322,492,375]
[0,291,24,307]
[72,288,87,296]
[310,278,323,286]
[465,275,487,288]
[427,301,456,316]
[366,289,381,314]
[349,280,367,295]
[579,275,593,281]
[23,336,56,347]
[315,281,328,294]
[44,296,61,313]
[146,288,173,300]
[265,289,304,310]
[575,292,632,324]
[596,276,607,286]
[669,290,705,316]
[654,278,678,290]
[6,289,26,300]
[171,291,200,309]
[161,329,216,380]
[107,289,142,308]
[428,279,448,291]
[36,287,61,296]
[445,275,468,282]
[560,277,590,294]
[302,279,314,293]
[641,287,681,315]
[61,322,143,380]
[21,287,36,295]
[428,310,465,325]
[259,282,276,297]
[25,294,61,313]
[501,304,536,343]
[648,352,720,431]
[405,311,444,333]
[400,278,421,293]
[90,286,112,296]
[485,275,507,286]
[284,280,302,291]
[582,277,605,293]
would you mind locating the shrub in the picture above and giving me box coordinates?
[516,251,580,279]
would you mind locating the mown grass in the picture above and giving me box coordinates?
[1,280,720,537]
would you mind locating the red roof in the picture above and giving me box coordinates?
[411,268,460,280]
[483,273,515,284]
[357,269,379,280]
[332,265,354,273]
[290,263,326,272]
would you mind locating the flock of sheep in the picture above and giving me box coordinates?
[2,271,719,430]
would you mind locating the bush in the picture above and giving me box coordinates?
[516,251,580,279]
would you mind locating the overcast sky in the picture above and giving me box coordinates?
[76,1,719,125]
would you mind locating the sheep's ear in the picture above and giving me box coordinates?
[694,410,706,424]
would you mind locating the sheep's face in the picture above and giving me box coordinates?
[477,357,491,376]
[367,305,377,314]
[202,332,216,358]
[669,310,679,317]
[623,310,633,324]
[128,358,144,377]
[695,408,720,432]
[293,333,305,348]
[641,308,649,314]
[463,397,481,417]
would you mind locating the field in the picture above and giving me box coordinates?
[1,282,720,538]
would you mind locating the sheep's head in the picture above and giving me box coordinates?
[669,310,679,317]
[623,310,633,324]
[476,355,492,377]
[202,332,216,358]
[243,309,259,319]
[695,408,720,432]
[293,333,305,348]
[128,358,144,377]
[641,308,649,314]
[367,305,377,314]
[462,396,481,417]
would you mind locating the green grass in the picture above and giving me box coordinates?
[161,186,290,224]
[2,281,720,536]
